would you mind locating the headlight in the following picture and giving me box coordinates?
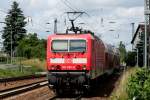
[82,65,86,70]
[51,65,55,70]
[51,65,61,70]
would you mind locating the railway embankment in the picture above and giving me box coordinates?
[110,67,143,100]
[1,67,145,100]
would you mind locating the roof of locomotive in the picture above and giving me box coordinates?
[48,33,119,54]
[47,33,94,39]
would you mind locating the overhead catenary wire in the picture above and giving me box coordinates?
[64,0,79,11]
[60,0,91,17]
[60,0,77,11]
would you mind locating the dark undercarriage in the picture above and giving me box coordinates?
[47,71,90,94]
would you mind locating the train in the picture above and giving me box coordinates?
[46,32,120,94]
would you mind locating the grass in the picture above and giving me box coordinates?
[0,66,45,78]
[0,68,32,78]
[110,67,138,100]
[15,58,46,70]
[0,58,46,78]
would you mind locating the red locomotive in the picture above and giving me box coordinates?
[47,33,120,94]
[46,11,120,94]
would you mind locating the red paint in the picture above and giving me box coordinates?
[47,33,120,79]
[47,34,92,71]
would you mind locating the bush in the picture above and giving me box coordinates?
[17,33,46,60]
[125,51,136,67]
[127,68,150,100]
[110,68,137,100]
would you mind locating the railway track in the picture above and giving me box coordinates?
[0,73,47,91]
[0,70,122,100]
[48,70,123,100]
[0,73,46,83]
[0,80,48,99]
[50,95,82,100]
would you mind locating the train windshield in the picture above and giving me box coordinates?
[70,40,86,52]
[52,39,86,52]
[52,40,68,52]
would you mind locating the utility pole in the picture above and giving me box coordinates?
[144,0,150,68]
[10,25,12,64]
[54,18,57,33]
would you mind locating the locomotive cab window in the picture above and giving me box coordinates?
[52,40,68,52]
[70,40,86,52]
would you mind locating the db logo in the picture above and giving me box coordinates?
[65,59,72,63]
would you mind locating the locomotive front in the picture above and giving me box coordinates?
[47,34,92,93]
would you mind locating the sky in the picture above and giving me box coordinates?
[0,0,144,50]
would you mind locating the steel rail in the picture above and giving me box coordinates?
[0,74,46,83]
[0,80,48,99]
[49,94,82,100]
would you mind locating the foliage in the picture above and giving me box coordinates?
[119,41,127,63]
[0,57,8,63]
[125,51,136,67]
[17,33,46,59]
[19,59,46,70]
[2,1,26,55]
[127,68,150,100]
[111,67,137,100]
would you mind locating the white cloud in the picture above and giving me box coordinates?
[0,0,145,50]
[115,7,144,18]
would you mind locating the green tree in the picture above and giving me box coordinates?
[125,51,136,66]
[17,33,46,59]
[34,39,46,59]
[119,41,126,64]
[2,1,26,55]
